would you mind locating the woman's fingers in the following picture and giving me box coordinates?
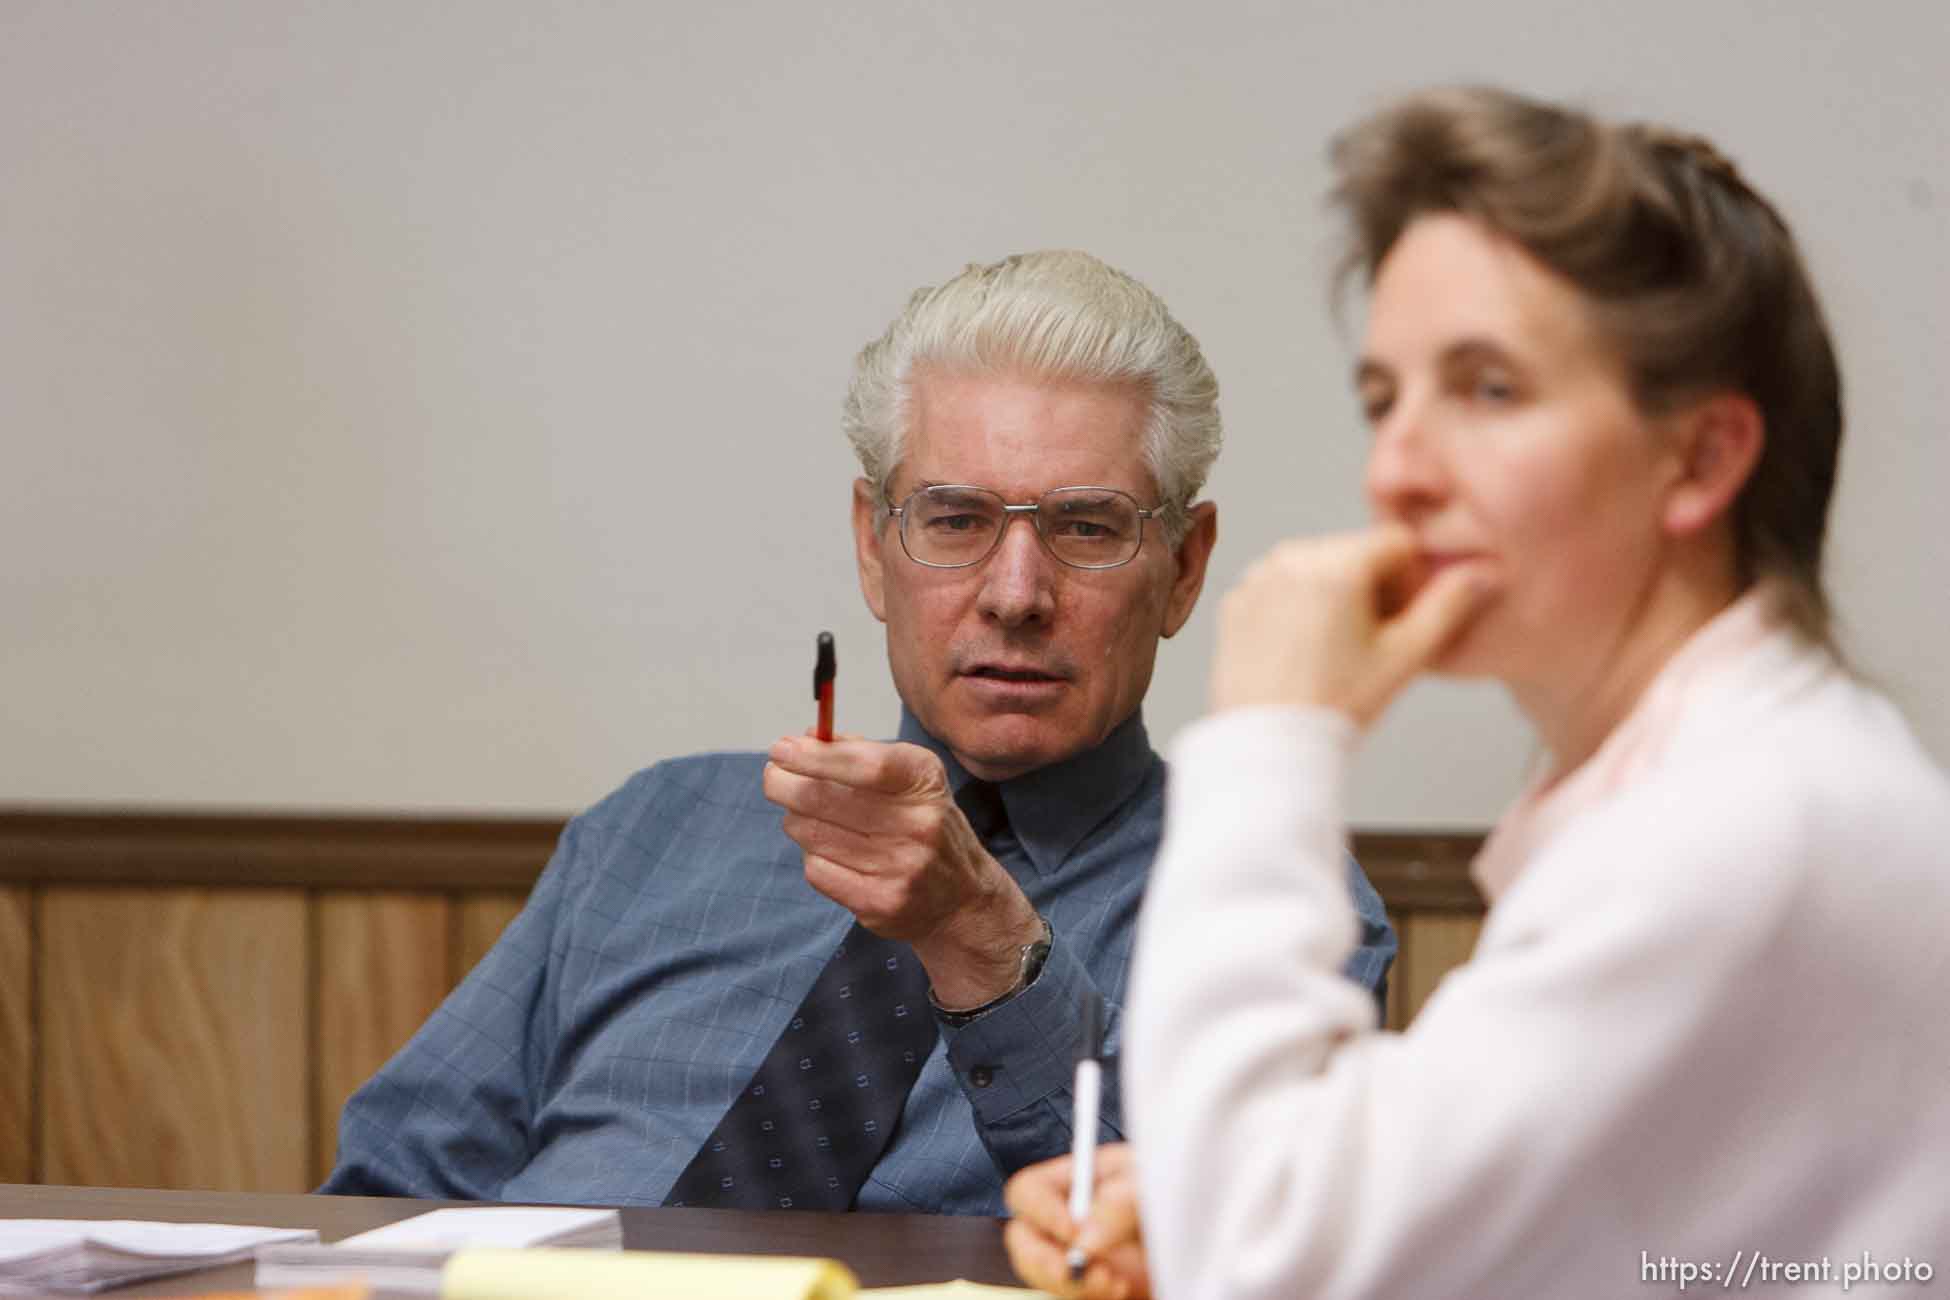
[1003,1214,1079,1297]
[1004,1148,1151,1299]
[1376,561,1496,678]
[1003,1153,1076,1239]
[1212,528,1497,728]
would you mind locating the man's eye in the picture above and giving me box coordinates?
[925,513,988,533]
[1054,520,1115,540]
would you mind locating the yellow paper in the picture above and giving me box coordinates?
[862,1283,1056,1298]
[443,1247,859,1300]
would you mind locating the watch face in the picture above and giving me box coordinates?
[1020,919,1053,985]
[933,917,1053,1026]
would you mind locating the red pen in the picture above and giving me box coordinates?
[814,632,836,742]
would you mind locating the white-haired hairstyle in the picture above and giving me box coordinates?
[842,250,1222,545]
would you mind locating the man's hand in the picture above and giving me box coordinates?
[763,735,1043,1009]
[1212,525,1497,728]
[1004,1144,1149,1300]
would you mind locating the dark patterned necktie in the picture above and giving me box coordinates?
[664,781,1007,1210]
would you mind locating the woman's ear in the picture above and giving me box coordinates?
[1663,393,1765,538]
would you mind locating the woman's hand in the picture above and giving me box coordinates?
[1212,525,1496,727]
[1003,1144,1150,1300]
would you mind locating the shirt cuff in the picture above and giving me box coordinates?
[938,930,1098,1124]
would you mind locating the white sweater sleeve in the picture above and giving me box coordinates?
[1125,708,1829,1300]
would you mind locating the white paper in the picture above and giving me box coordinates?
[0,1219,318,1295]
[338,1207,616,1250]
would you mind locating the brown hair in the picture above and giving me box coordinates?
[1330,86,1843,645]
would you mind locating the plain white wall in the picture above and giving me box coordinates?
[3,1,1944,825]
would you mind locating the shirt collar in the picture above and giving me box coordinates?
[896,706,1157,877]
[1470,583,1791,903]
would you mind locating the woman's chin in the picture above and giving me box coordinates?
[1425,622,1503,679]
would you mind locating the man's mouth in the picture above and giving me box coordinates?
[964,665,1067,684]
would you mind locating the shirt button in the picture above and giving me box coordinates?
[970,1066,994,1088]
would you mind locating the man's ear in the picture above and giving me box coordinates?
[1663,393,1765,539]
[1161,501,1219,638]
[852,478,890,623]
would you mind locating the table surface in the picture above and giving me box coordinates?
[0,1184,1022,1294]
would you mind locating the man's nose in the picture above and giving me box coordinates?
[975,514,1057,627]
[1364,398,1449,523]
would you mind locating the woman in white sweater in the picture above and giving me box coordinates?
[1004,87,1950,1299]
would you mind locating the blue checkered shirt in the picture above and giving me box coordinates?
[322,708,1395,1213]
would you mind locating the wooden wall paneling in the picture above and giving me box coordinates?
[1383,909,1406,1032]
[1354,832,1485,913]
[0,811,564,891]
[0,887,31,1182]
[39,888,308,1192]
[455,893,528,985]
[313,893,452,1185]
[1,812,1490,1189]
[1399,912,1483,1027]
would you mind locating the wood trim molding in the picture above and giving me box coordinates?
[1356,830,1487,911]
[0,809,562,890]
[0,807,1484,910]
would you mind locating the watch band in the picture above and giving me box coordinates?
[929,914,1053,1027]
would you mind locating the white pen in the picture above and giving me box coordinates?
[1066,991,1106,1283]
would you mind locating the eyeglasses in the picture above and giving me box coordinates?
[884,484,1161,570]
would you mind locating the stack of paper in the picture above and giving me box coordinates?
[439,1250,1058,1300]
[441,1248,855,1300]
[254,1207,620,1297]
[0,1219,318,1294]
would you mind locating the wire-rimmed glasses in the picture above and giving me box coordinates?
[885,484,1159,570]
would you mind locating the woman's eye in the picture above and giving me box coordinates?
[1473,371,1518,404]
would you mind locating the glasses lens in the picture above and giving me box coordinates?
[903,486,1007,566]
[1039,488,1142,568]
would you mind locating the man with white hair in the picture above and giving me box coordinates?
[323,250,1395,1214]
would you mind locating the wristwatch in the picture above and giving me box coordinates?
[929,914,1053,1027]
